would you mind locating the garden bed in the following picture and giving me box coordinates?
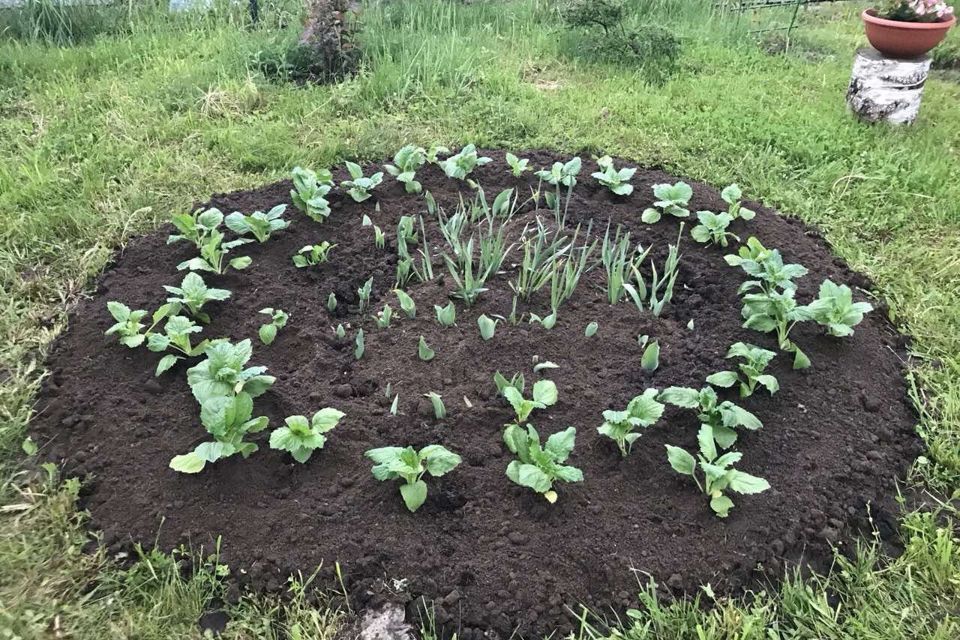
[31,150,919,637]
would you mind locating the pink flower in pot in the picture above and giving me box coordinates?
[863,1,957,58]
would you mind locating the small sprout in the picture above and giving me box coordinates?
[366,445,462,512]
[687,319,695,330]
[502,379,557,424]
[290,166,334,222]
[659,386,762,449]
[641,182,693,223]
[493,371,525,395]
[375,304,393,329]
[532,361,559,373]
[390,394,400,416]
[354,329,365,360]
[805,279,874,337]
[706,342,779,398]
[335,324,346,339]
[394,289,417,318]
[503,424,582,503]
[439,144,492,180]
[598,389,665,456]
[641,340,660,373]
[270,408,344,463]
[357,277,373,314]
[374,225,385,249]
[258,308,289,345]
[163,272,231,324]
[691,211,738,247]
[529,309,557,330]
[666,424,770,518]
[477,314,499,341]
[721,184,755,221]
[591,155,636,196]
[384,144,427,194]
[535,157,582,188]
[293,242,336,268]
[424,392,446,419]
[585,321,599,337]
[506,152,531,177]
[341,161,384,203]
[418,336,435,361]
[327,292,338,312]
[434,301,456,327]
[637,334,649,348]
[225,205,289,243]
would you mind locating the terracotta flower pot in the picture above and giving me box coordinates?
[862,9,956,58]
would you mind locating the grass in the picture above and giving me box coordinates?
[1,0,959,637]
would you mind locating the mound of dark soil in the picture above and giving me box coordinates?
[31,150,919,638]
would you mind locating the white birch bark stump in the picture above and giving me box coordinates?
[847,47,931,125]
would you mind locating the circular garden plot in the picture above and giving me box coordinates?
[32,150,919,637]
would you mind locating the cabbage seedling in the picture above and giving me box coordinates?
[290,166,334,223]
[535,157,582,188]
[375,304,393,329]
[186,339,275,404]
[434,301,456,327]
[341,161,384,203]
[164,272,231,323]
[270,408,344,463]
[805,279,874,337]
[358,277,373,314]
[394,289,416,318]
[293,242,336,268]
[354,329,365,360]
[148,315,209,376]
[598,389,665,456]
[591,155,636,196]
[477,314,499,340]
[706,342,778,397]
[225,205,289,243]
[720,184,755,221]
[424,392,446,419]
[641,182,693,223]
[666,424,770,518]
[503,379,557,423]
[506,152,530,177]
[168,208,226,249]
[105,302,150,348]
[385,145,427,194]
[258,308,288,345]
[503,424,582,503]
[439,144,492,180]
[690,211,737,247]
[658,386,762,449]
[418,336,435,361]
[169,392,269,473]
[177,230,252,274]
[641,340,660,372]
[366,445,462,512]
[327,292,337,312]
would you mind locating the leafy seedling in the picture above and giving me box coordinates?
[434,301,456,327]
[424,392,446,419]
[394,289,416,318]
[535,157,582,188]
[366,445,462,512]
[426,144,450,164]
[591,155,636,195]
[258,308,288,345]
[506,152,531,177]
[177,229,252,274]
[327,292,338,312]
[659,386,762,449]
[706,342,778,397]
[666,424,770,518]
[477,314,499,340]
[385,145,427,194]
[439,144,492,180]
[341,161,384,203]
[503,424,582,503]
[168,207,226,249]
[290,166,334,222]
[354,329,365,360]
[493,371,525,395]
[529,309,558,330]
[641,182,693,223]
[805,279,874,337]
[585,321,598,337]
[164,272,231,323]
[503,379,558,423]
[418,336,435,361]
[293,242,336,268]
[721,184,755,221]
[270,408,344,463]
[691,211,737,247]
[148,315,208,376]
[335,324,346,339]
[225,205,289,243]
[186,339,275,404]
[641,340,660,373]
[169,392,269,473]
[105,302,150,348]
[375,304,393,329]
[598,389,665,456]
[357,277,374,314]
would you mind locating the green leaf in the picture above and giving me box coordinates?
[729,471,771,495]
[259,324,278,345]
[710,494,735,518]
[510,462,552,494]
[312,408,345,432]
[417,335,435,361]
[21,436,37,455]
[665,445,696,476]
[170,453,206,474]
[400,480,428,512]
[532,380,558,407]
[477,314,497,340]
[420,445,462,477]
[155,354,181,377]
[658,387,701,408]
[641,341,660,372]
[706,371,738,388]
[544,427,576,462]
[584,321,598,337]
[394,289,416,318]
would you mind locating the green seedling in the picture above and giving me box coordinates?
[502,379,557,423]
[666,424,770,518]
[335,324,346,339]
[477,314,499,340]
[293,242,336,268]
[418,336,435,361]
[439,144,492,180]
[535,157,582,188]
[503,424,582,503]
[357,277,373,314]
[805,279,874,337]
[424,392,446,419]
[258,308,288,345]
[506,152,531,177]
[434,301,456,327]
[186,339,275,404]
[354,329,365,360]
[532,360,559,373]
[385,144,427,193]
[163,272,231,324]
[706,342,778,397]
[366,445,462,512]
[591,155,636,195]
[375,304,393,329]
[493,371,525,395]
[374,225,385,249]
[148,315,208,376]
[426,144,450,164]
[270,408,344,464]
[177,229,252,274]
[394,289,416,318]
[641,340,660,372]
[443,238,492,306]
[105,302,150,348]
[327,292,337,312]
[168,207,227,249]
[529,309,557,330]
[341,161,384,203]
[601,224,648,305]
[720,184,756,221]
[169,392,269,473]
[659,386,762,449]
[641,181,693,223]
[598,389,665,456]
[290,166,334,222]
[225,205,288,243]
[585,321,599,337]
[691,211,737,247]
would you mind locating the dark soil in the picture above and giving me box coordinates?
[31,150,920,638]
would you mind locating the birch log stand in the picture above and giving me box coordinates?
[847,47,932,125]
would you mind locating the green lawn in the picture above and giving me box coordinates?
[1,0,959,638]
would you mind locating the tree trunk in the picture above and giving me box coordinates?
[846,47,931,125]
